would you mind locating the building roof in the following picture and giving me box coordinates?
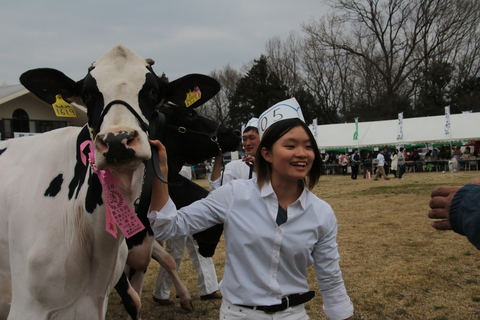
[0,84,29,103]
[0,84,87,115]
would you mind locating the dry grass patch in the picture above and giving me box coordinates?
[107,171,480,320]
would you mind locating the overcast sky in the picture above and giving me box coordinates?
[1,1,330,86]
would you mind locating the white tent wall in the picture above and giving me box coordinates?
[316,112,480,149]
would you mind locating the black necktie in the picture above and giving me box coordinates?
[276,204,288,226]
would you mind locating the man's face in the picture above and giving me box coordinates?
[242,129,260,156]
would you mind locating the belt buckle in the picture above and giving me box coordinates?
[263,296,289,314]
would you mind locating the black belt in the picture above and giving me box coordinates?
[238,291,315,314]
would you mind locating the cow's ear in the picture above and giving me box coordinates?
[20,68,81,105]
[165,74,220,109]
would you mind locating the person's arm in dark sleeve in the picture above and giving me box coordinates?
[449,184,480,249]
[429,179,480,250]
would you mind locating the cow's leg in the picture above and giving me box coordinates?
[116,235,154,320]
[114,273,141,320]
[0,300,10,320]
[0,242,10,320]
[151,240,194,312]
[126,236,155,296]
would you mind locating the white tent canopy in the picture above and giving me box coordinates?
[316,112,480,149]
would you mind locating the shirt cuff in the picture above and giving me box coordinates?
[209,175,221,191]
[323,299,354,320]
[147,198,177,241]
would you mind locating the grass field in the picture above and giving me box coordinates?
[106,170,480,320]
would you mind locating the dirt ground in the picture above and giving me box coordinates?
[107,170,480,320]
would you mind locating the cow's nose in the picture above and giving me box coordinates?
[97,131,138,163]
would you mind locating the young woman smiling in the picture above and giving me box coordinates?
[148,98,353,320]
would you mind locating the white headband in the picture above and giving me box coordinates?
[258,98,305,138]
[241,117,259,135]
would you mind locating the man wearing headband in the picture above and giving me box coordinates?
[209,117,260,190]
[149,98,354,320]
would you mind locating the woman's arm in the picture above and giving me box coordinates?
[210,154,223,182]
[149,139,170,212]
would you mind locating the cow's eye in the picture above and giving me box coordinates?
[149,88,159,101]
[187,111,196,119]
[140,87,160,103]
[82,92,92,104]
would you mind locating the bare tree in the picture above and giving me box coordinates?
[413,0,480,114]
[264,24,344,123]
[265,32,304,95]
[196,65,242,125]
[302,0,480,118]
[301,12,354,123]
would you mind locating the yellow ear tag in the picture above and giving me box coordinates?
[52,94,77,117]
[184,91,200,108]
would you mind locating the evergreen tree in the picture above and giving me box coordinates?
[227,55,289,128]
[449,76,480,114]
[415,61,453,117]
[292,87,328,125]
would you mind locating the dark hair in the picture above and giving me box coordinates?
[254,118,322,190]
[243,126,259,134]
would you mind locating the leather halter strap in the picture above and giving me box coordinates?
[93,99,149,138]
[135,108,169,217]
[165,123,224,156]
[90,99,170,217]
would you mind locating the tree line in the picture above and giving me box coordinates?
[196,0,480,128]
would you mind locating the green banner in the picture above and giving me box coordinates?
[353,118,358,140]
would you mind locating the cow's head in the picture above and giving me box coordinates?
[157,76,241,176]
[19,45,225,178]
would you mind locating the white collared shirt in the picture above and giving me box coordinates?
[208,158,256,191]
[148,178,353,320]
[377,153,385,166]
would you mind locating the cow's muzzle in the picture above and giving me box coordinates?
[97,130,138,164]
[93,99,169,186]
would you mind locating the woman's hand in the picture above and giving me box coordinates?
[210,154,224,182]
[149,139,168,180]
[149,139,170,211]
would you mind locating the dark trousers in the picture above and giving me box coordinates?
[351,165,359,179]
[398,164,406,178]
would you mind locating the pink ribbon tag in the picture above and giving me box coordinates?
[80,141,145,238]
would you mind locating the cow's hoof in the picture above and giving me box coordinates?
[152,296,174,306]
[180,299,194,312]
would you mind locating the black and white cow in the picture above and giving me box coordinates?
[120,76,240,318]
[0,45,228,320]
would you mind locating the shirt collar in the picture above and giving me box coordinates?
[257,178,308,210]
